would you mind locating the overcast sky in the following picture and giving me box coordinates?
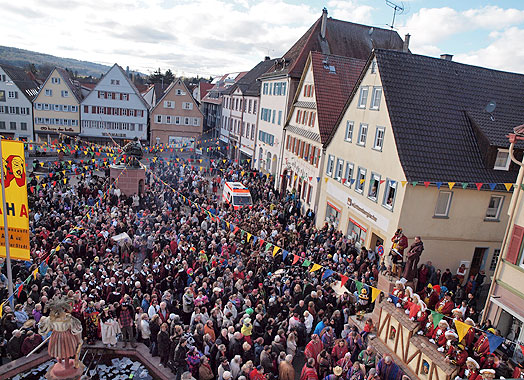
[2,0,524,77]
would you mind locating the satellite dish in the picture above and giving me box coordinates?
[369,27,374,35]
[485,101,496,113]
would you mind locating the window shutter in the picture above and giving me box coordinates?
[506,224,524,264]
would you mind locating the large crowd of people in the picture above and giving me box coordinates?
[0,153,522,380]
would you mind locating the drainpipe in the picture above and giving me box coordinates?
[481,138,524,324]
[313,148,326,215]
[238,94,245,164]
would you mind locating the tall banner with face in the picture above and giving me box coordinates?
[0,140,30,260]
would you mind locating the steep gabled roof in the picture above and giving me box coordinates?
[113,64,149,109]
[55,68,83,102]
[230,59,275,97]
[199,82,214,99]
[262,12,403,80]
[311,52,366,143]
[375,49,524,183]
[152,78,204,116]
[0,64,40,100]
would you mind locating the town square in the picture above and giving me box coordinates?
[0,1,523,380]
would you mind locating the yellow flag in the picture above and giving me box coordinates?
[246,232,252,242]
[310,263,322,272]
[504,183,514,191]
[324,178,328,183]
[371,287,381,303]
[360,179,365,184]
[272,245,280,257]
[448,182,456,190]
[33,267,38,279]
[401,181,408,187]
[0,302,3,318]
[455,320,471,342]
[56,245,61,252]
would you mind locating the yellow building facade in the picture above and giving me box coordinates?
[33,68,82,142]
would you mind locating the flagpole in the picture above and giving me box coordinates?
[0,136,14,307]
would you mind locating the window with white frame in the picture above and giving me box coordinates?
[358,86,369,108]
[486,195,504,220]
[36,103,42,110]
[370,87,382,110]
[494,149,510,170]
[345,121,354,142]
[8,91,18,99]
[45,89,52,96]
[71,105,78,112]
[434,190,453,217]
[61,90,69,97]
[334,158,344,181]
[51,77,60,84]
[175,116,181,125]
[184,117,190,125]
[355,167,366,193]
[183,102,193,110]
[166,116,172,124]
[383,179,397,210]
[326,155,335,177]
[193,118,199,126]
[156,115,162,123]
[164,101,174,108]
[357,123,368,146]
[368,173,380,201]
[344,162,354,187]
[373,126,385,150]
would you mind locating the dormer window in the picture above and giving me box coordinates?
[494,149,510,171]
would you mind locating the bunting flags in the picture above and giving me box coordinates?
[340,275,349,288]
[302,259,311,267]
[431,310,444,328]
[371,287,381,303]
[322,269,334,281]
[272,245,280,257]
[310,263,322,272]
[292,254,300,265]
[455,320,471,342]
[487,333,504,353]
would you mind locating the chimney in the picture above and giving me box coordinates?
[403,34,410,53]
[321,8,328,39]
[440,54,453,61]
[264,56,270,61]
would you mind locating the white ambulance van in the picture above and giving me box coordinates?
[222,182,253,210]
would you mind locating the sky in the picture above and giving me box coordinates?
[2,0,524,77]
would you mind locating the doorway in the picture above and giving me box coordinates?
[370,233,384,254]
[281,170,288,194]
[470,247,488,277]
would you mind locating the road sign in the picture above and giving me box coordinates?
[377,245,384,256]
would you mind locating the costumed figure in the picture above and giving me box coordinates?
[462,318,476,350]
[390,228,408,276]
[438,330,458,353]
[388,279,406,307]
[446,343,468,377]
[357,288,370,316]
[452,308,464,322]
[479,369,496,380]
[425,285,441,310]
[38,296,85,378]
[83,301,99,345]
[429,319,449,344]
[406,294,422,321]
[436,292,455,316]
[472,331,491,360]
[402,236,424,281]
[464,357,481,380]
[401,286,413,310]
[416,309,431,335]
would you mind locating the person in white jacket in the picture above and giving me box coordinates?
[304,310,314,334]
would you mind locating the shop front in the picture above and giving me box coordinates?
[348,217,367,249]
[325,201,341,228]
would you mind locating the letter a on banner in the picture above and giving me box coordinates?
[0,140,30,260]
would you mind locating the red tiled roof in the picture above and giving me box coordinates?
[311,51,366,143]
[199,82,214,98]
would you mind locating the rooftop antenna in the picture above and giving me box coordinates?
[485,100,496,121]
[385,0,405,29]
